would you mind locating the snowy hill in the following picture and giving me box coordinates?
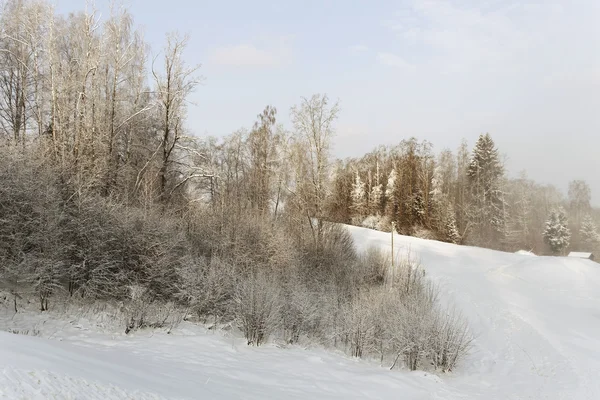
[2,225,600,399]
[348,225,600,399]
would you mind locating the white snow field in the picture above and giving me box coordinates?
[1,225,600,399]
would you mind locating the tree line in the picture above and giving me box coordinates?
[329,135,599,256]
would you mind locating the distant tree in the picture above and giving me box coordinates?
[248,105,278,214]
[350,171,366,219]
[466,133,506,248]
[580,215,600,247]
[385,168,398,203]
[454,140,470,237]
[568,180,591,217]
[369,162,383,215]
[504,173,534,251]
[444,206,461,244]
[543,208,571,255]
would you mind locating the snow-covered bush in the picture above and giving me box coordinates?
[233,270,282,346]
[123,285,183,334]
[412,226,437,241]
[361,215,381,230]
[429,307,472,372]
[176,256,236,322]
[338,250,472,372]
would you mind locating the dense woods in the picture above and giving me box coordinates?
[0,0,596,372]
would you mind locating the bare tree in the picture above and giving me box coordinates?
[290,94,339,251]
[152,32,201,201]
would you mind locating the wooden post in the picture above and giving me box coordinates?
[391,221,395,288]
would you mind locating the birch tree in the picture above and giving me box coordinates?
[290,94,339,250]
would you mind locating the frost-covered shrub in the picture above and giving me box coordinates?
[412,226,437,241]
[340,249,472,372]
[361,215,380,230]
[360,215,392,232]
[176,256,236,322]
[233,271,282,346]
[123,285,182,334]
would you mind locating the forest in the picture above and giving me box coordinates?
[0,0,597,372]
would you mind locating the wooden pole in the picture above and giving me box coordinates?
[391,221,395,288]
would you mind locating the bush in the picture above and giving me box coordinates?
[233,270,282,346]
[123,285,183,334]
[176,256,235,322]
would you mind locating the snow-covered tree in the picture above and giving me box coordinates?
[444,209,461,244]
[350,171,366,218]
[385,168,396,200]
[466,133,506,247]
[543,208,571,255]
[504,174,534,250]
[369,162,383,215]
[430,165,444,203]
[384,168,397,217]
[580,215,600,246]
[370,183,383,215]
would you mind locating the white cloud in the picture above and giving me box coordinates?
[376,52,414,70]
[383,0,572,76]
[209,42,290,67]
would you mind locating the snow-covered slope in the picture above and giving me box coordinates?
[348,225,600,400]
[1,226,600,399]
[0,322,454,400]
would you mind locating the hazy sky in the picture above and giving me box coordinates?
[56,0,600,202]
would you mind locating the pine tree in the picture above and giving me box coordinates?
[350,171,366,219]
[543,208,571,255]
[580,215,600,246]
[466,133,506,247]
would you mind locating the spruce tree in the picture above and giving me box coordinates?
[543,208,571,255]
[466,133,506,247]
[442,203,461,244]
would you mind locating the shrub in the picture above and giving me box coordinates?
[233,270,282,346]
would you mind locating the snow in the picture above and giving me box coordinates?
[0,320,450,400]
[515,250,536,256]
[568,252,594,259]
[348,225,600,399]
[2,225,600,399]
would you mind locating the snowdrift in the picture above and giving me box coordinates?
[1,225,599,399]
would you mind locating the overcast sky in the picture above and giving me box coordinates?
[56,0,600,202]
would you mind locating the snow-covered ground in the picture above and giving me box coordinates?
[1,225,600,399]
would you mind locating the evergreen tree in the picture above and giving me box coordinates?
[444,207,461,244]
[580,215,600,246]
[466,133,506,247]
[543,208,571,255]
